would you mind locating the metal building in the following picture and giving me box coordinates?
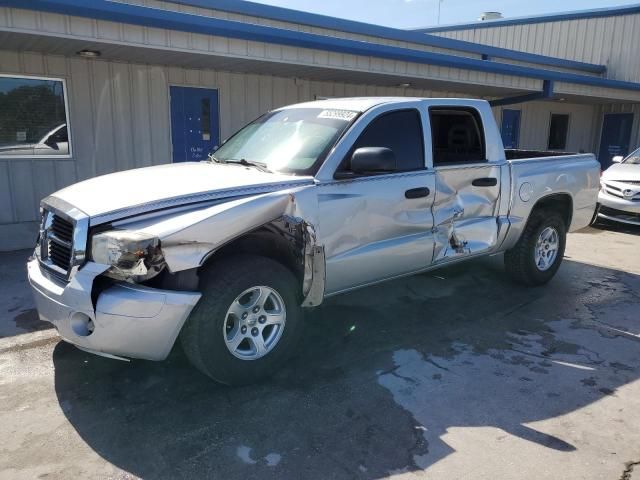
[0,0,639,250]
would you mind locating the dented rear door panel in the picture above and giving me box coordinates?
[432,163,502,262]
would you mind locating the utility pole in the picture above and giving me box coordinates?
[437,0,444,24]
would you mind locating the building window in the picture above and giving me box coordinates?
[0,75,70,158]
[548,114,569,150]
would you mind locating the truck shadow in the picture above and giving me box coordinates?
[52,257,640,479]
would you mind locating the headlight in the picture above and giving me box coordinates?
[91,230,164,280]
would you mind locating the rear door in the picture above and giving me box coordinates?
[428,106,501,263]
[170,86,220,162]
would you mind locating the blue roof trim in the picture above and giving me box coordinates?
[490,80,554,107]
[415,3,640,33]
[6,0,640,93]
[166,0,605,74]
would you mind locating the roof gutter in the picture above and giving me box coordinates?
[4,0,640,92]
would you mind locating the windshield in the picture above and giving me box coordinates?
[212,107,358,175]
[623,147,640,165]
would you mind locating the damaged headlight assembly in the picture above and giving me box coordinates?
[90,230,165,281]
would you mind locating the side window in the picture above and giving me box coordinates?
[429,108,486,165]
[349,109,425,172]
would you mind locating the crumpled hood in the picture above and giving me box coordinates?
[602,163,640,182]
[48,162,313,222]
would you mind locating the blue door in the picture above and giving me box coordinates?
[500,109,520,149]
[170,86,220,162]
[598,113,634,169]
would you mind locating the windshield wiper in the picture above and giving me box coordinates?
[207,154,272,173]
[225,158,272,173]
[207,153,223,163]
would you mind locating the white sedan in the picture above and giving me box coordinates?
[0,124,68,156]
[598,147,640,225]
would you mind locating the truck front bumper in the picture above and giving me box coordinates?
[27,258,201,361]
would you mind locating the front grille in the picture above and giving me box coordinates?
[48,236,72,269]
[37,198,88,282]
[51,214,73,243]
[41,212,74,276]
[602,182,640,201]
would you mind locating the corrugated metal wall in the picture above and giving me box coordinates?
[0,6,542,95]
[491,101,598,153]
[433,14,640,83]
[0,50,480,249]
[0,51,608,249]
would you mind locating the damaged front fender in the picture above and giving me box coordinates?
[119,187,326,306]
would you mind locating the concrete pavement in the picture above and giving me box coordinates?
[0,222,639,479]
[0,249,47,338]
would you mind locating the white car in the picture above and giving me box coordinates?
[0,124,68,156]
[597,147,640,226]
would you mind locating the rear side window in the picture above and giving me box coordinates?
[429,107,486,165]
[350,109,425,172]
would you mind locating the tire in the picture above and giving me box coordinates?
[180,254,304,385]
[504,210,567,286]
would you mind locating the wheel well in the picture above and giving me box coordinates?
[531,193,573,228]
[199,218,305,290]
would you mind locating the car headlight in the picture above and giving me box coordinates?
[90,230,164,280]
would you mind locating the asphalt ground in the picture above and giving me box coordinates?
[1,220,639,479]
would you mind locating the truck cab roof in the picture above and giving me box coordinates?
[278,97,491,113]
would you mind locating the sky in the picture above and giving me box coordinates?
[249,0,640,29]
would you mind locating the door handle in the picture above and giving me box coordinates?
[405,187,431,199]
[472,177,498,187]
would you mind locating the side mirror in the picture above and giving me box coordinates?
[44,136,59,149]
[350,147,396,174]
[611,155,624,163]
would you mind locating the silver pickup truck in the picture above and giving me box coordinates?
[28,97,600,384]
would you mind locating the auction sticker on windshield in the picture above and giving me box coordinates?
[317,110,358,121]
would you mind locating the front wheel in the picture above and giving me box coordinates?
[504,210,567,286]
[180,255,303,385]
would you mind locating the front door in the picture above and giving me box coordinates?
[598,113,634,169]
[170,86,220,162]
[320,108,436,294]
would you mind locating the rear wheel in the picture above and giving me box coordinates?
[504,210,566,286]
[180,255,303,385]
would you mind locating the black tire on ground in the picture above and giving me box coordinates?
[180,254,304,385]
[504,209,567,286]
